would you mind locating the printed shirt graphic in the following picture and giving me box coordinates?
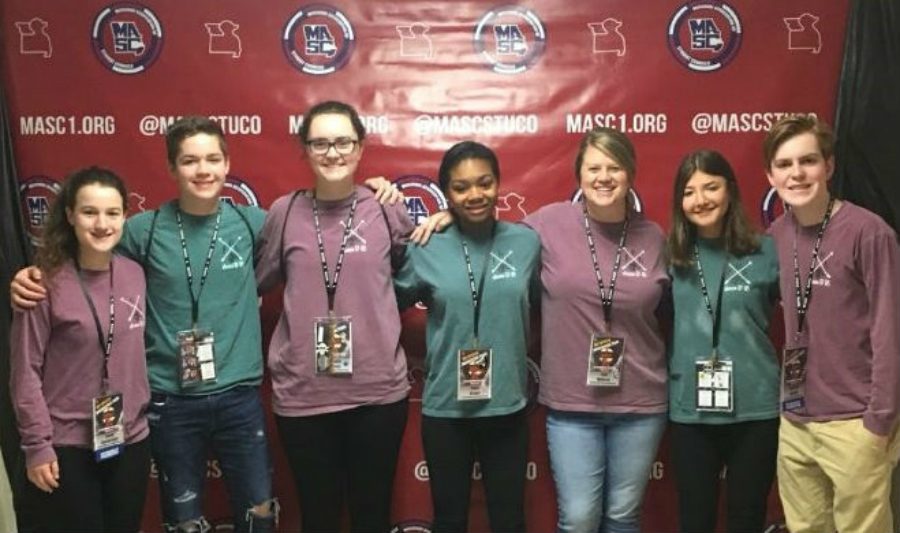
[668,236,780,423]
[118,202,266,395]
[620,245,649,278]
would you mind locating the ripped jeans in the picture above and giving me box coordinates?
[148,385,275,533]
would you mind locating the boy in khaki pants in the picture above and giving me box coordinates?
[764,115,900,533]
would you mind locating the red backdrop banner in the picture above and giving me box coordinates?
[2,1,849,531]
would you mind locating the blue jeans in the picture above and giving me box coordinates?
[147,385,275,533]
[546,410,666,533]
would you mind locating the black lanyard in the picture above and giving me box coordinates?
[75,258,115,392]
[693,244,727,358]
[582,201,630,328]
[460,224,497,347]
[312,192,358,315]
[792,197,835,336]
[175,204,221,328]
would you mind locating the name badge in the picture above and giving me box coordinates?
[92,392,125,461]
[587,334,625,387]
[177,329,217,388]
[695,358,734,412]
[458,348,492,401]
[314,316,353,375]
[781,346,808,412]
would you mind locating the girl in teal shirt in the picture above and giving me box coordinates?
[667,150,780,533]
[395,141,540,533]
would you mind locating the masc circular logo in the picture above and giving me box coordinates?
[91,2,163,75]
[19,176,61,246]
[760,185,785,228]
[571,188,644,213]
[394,175,448,227]
[474,5,546,74]
[667,1,742,72]
[221,176,260,207]
[282,4,355,75]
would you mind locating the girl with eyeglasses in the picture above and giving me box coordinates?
[255,101,414,533]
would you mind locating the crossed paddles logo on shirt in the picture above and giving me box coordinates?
[723,260,752,293]
[490,249,517,280]
[620,247,648,278]
[120,295,145,330]
[341,218,369,253]
[811,250,832,287]
[219,236,247,270]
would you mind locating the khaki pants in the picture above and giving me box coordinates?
[0,452,16,533]
[892,464,900,533]
[778,416,900,533]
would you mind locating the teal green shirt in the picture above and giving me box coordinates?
[119,201,266,394]
[668,236,780,423]
[395,222,541,418]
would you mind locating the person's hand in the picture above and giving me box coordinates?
[364,176,403,205]
[11,266,46,309]
[27,461,59,493]
[410,210,454,246]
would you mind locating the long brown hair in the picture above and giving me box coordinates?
[667,150,759,268]
[34,167,128,276]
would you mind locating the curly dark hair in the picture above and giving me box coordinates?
[34,166,128,276]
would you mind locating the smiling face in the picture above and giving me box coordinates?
[446,158,498,228]
[304,112,363,186]
[66,183,125,264]
[767,131,834,214]
[170,132,229,209]
[682,170,730,238]
[579,144,631,219]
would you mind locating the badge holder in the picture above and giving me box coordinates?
[458,347,492,400]
[92,392,125,461]
[587,334,625,387]
[781,346,808,412]
[177,328,217,388]
[314,315,353,375]
[695,357,734,412]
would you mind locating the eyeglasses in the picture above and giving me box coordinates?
[305,137,359,156]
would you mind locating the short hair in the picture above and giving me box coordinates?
[165,116,227,167]
[574,127,636,183]
[437,141,500,193]
[763,115,834,169]
[667,150,759,267]
[297,101,366,144]
[35,166,128,276]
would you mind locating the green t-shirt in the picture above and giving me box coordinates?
[395,222,541,418]
[668,235,780,423]
[119,201,266,394]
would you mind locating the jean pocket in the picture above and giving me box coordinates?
[147,393,169,425]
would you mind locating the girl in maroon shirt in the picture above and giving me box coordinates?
[10,167,150,533]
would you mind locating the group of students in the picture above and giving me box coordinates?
[7,101,900,533]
